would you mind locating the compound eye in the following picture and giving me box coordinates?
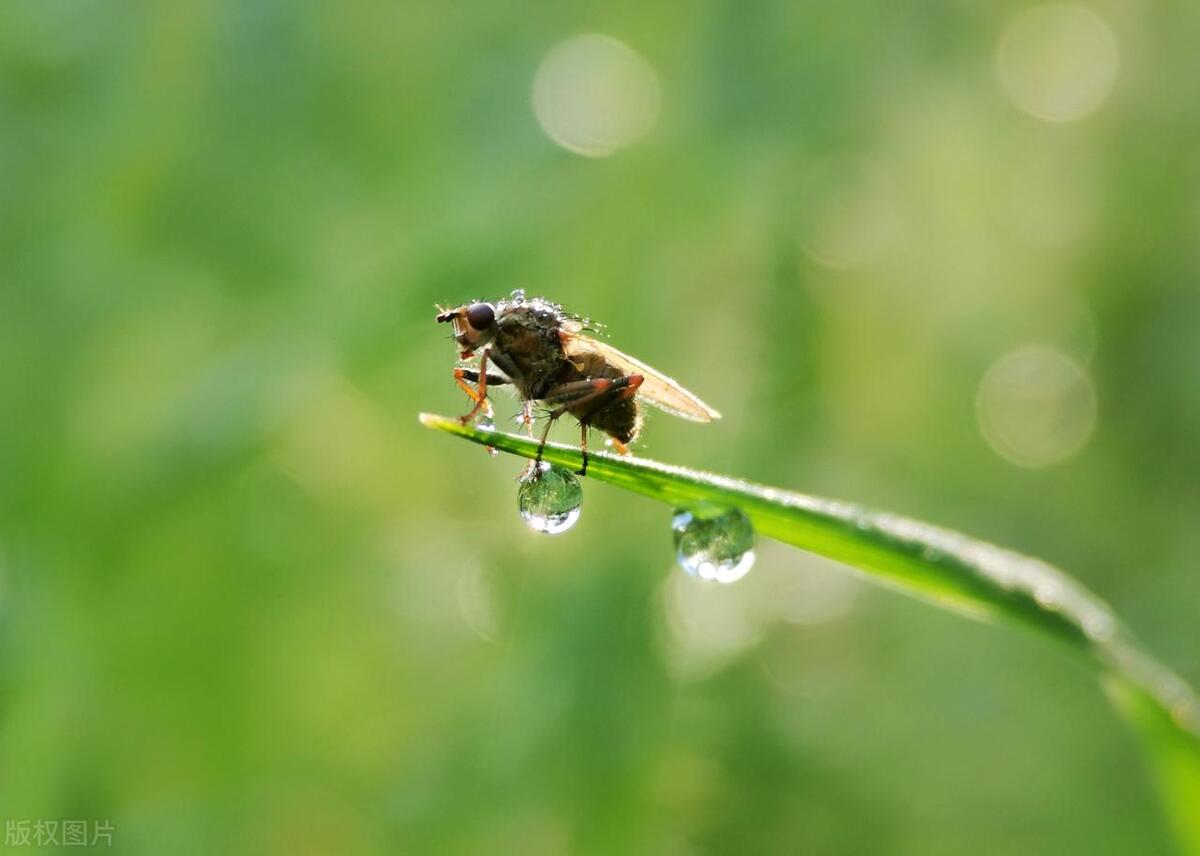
[466,302,495,330]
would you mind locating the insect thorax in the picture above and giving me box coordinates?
[493,304,569,398]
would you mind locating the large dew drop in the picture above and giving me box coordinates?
[518,463,583,534]
[672,507,756,584]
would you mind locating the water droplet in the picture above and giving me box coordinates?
[510,289,526,303]
[1083,611,1115,642]
[672,508,756,584]
[1034,581,1060,608]
[518,462,582,534]
[478,414,498,456]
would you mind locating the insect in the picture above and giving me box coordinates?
[436,292,720,475]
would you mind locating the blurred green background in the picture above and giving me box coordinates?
[2,0,1199,853]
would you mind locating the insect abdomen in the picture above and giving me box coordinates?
[565,357,643,444]
[579,395,641,444]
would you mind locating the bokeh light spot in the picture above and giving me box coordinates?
[661,570,762,681]
[996,4,1118,123]
[532,33,661,158]
[976,345,1098,468]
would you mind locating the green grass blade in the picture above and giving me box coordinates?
[420,412,1200,853]
[1105,675,1200,855]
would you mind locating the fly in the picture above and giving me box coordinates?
[436,292,720,475]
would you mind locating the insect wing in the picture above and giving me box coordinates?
[563,332,721,422]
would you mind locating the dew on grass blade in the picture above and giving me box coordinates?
[518,462,582,534]
[477,414,498,457]
[672,508,756,584]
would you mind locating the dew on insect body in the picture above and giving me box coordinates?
[672,508,756,584]
[518,462,582,534]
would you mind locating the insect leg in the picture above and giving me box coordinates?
[533,410,559,468]
[456,368,509,387]
[579,423,589,476]
[453,369,506,410]
[453,371,482,403]
[487,350,523,383]
[534,376,643,471]
[538,378,630,407]
[458,350,492,424]
[577,375,641,462]
[519,401,535,437]
[482,349,539,438]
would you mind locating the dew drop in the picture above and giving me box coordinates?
[478,414,498,456]
[510,288,526,303]
[1083,610,1115,642]
[518,462,582,534]
[1034,581,1061,609]
[672,508,756,584]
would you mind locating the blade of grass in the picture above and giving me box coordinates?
[420,412,1200,853]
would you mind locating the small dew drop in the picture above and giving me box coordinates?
[518,462,582,535]
[477,414,498,456]
[1083,611,1115,642]
[672,508,756,584]
[510,289,526,303]
[1034,581,1061,609]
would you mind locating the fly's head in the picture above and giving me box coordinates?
[436,301,497,359]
